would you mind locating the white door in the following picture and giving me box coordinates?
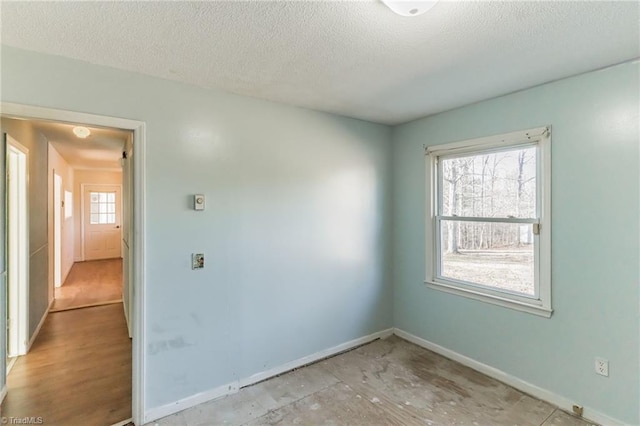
[83,185,122,260]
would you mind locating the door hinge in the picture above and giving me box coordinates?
[533,223,541,235]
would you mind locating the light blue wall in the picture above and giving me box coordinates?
[391,61,640,424]
[0,46,393,410]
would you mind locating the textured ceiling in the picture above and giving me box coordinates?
[32,120,130,170]
[1,1,639,124]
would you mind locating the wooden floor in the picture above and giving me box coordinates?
[1,304,132,425]
[51,258,123,312]
[157,336,597,426]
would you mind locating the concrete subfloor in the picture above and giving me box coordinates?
[151,336,597,426]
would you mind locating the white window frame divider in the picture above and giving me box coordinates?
[424,126,552,318]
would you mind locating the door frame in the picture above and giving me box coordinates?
[53,171,62,287]
[0,103,146,425]
[6,136,29,357]
[80,183,123,261]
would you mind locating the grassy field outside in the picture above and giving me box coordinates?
[442,247,534,296]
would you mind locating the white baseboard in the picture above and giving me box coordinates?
[145,381,240,424]
[0,384,7,405]
[393,328,624,426]
[26,299,55,353]
[239,328,394,388]
[6,356,18,375]
[144,328,394,424]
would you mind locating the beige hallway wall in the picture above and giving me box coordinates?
[0,117,50,339]
[48,144,75,287]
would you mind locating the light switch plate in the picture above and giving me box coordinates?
[192,253,204,269]
[194,194,205,210]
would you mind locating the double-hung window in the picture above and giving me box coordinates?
[425,127,552,317]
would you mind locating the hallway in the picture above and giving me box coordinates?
[51,258,123,312]
[1,304,132,425]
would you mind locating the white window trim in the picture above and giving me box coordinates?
[425,126,552,318]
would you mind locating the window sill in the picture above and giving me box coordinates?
[425,280,553,318]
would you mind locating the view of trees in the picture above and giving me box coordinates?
[437,147,538,295]
[439,147,537,253]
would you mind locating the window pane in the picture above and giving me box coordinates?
[89,192,117,224]
[441,147,536,218]
[440,220,534,296]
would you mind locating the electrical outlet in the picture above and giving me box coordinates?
[192,253,204,269]
[595,358,609,377]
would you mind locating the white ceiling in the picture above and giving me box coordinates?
[31,120,130,170]
[1,1,639,125]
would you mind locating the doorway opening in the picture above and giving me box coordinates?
[50,168,126,313]
[6,135,29,368]
[0,104,146,425]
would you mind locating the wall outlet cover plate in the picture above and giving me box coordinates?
[192,253,204,269]
[595,357,609,377]
[194,194,205,210]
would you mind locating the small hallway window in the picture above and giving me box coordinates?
[425,127,552,317]
[90,191,117,224]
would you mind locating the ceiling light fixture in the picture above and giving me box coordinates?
[72,126,91,138]
[381,0,438,16]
